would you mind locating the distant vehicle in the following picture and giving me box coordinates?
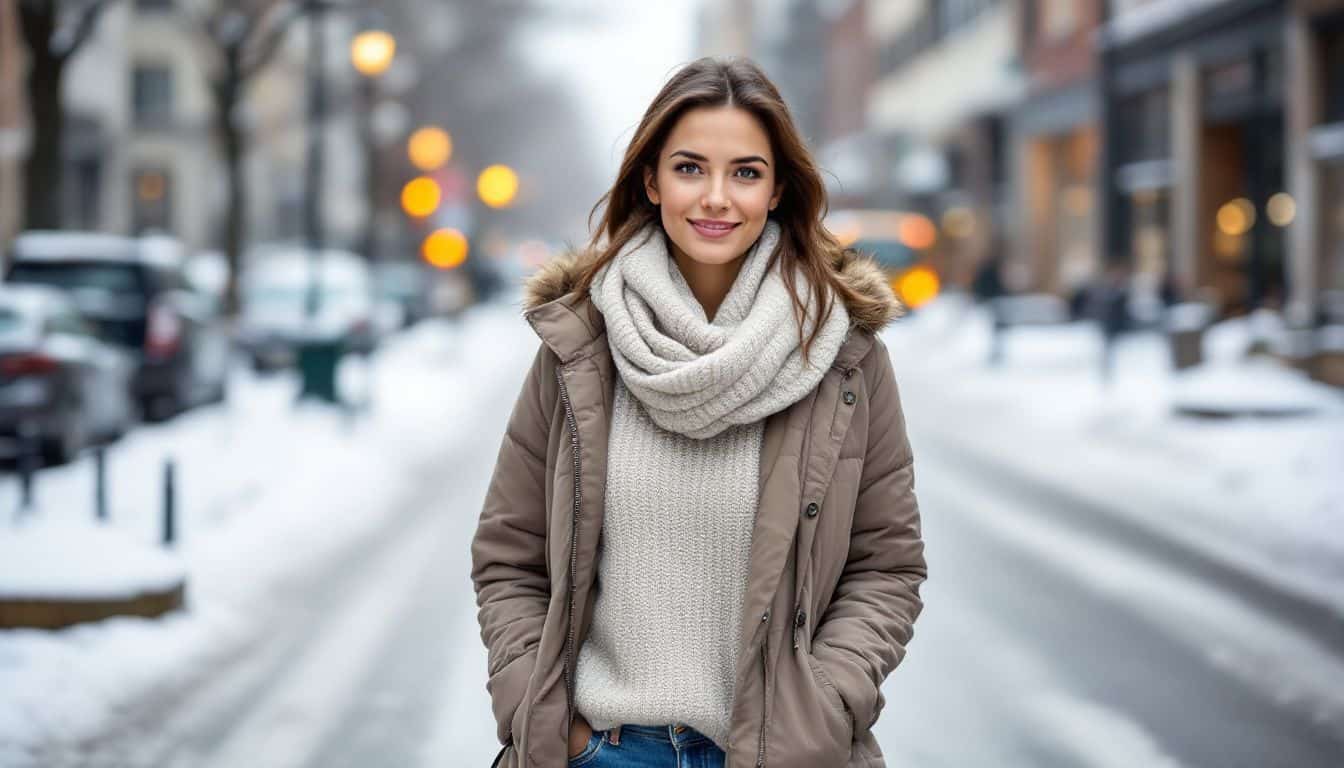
[0,285,136,464]
[373,261,431,329]
[6,232,231,421]
[824,209,940,310]
[237,248,378,372]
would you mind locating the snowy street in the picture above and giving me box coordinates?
[4,298,1342,767]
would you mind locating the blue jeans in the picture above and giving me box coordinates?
[568,724,726,768]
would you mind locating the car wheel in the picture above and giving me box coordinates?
[143,394,179,423]
[209,376,229,405]
[41,415,85,466]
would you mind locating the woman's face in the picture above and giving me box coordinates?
[644,106,782,267]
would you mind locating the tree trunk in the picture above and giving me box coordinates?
[212,53,246,317]
[19,7,66,231]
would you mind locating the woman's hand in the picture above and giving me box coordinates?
[568,713,594,758]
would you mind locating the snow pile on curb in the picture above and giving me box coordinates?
[1170,360,1344,417]
[0,522,185,601]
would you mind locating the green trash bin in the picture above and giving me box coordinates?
[295,335,345,404]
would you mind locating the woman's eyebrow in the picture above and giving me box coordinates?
[669,149,770,166]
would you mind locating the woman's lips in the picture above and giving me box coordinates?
[688,219,741,239]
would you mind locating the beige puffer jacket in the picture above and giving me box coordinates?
[471,247,926,767]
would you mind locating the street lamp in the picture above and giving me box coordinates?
[408,126,453,172]
[350,27,396,266]
[350,30,396,77]
[477,164,519,209]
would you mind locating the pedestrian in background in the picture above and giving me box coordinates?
[471,56,926,768]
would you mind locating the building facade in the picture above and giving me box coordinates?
[1288,0,1344,327]
[1099,0,1290,316]
[2,0,363,260]
[0,1,25,251]
[1013,0,1104,298]
[868,0,1026,289]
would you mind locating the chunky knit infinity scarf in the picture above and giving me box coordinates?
[589,220,850,439]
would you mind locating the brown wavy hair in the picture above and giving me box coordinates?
[575,56,880,363]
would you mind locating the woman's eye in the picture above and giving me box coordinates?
[674,162,701,175]
[735,167,762,179]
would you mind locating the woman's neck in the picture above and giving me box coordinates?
[669,237,747,323]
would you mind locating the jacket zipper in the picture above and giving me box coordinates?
[756,614,770,768]
[554,367,583,725]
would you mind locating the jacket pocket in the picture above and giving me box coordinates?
[488,647,538,747]
[807,652,854,744]
[765,649,855,767]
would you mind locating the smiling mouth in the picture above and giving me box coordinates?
[688,220,741,238]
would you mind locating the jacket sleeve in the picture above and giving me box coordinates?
[811,336,927,734]
[470,342,556,746]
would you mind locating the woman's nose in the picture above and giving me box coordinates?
[702,177,729,211]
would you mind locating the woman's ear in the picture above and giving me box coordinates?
[644,166,660,205]
[769,183,782,211]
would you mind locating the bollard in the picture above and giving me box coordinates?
[162,459,176,547]
[94,446,108,522]
[17,422,39,514]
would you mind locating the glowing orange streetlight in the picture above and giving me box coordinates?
[477,164,520,209]
[350,30,396,77]
[896,265,941,309]
[401,176,442,218]
[898,213,937,250]
[408,127,453,172]
[423,228,469,269]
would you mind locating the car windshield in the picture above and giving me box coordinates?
[854,239,915,271]
[249,282,365,308]
[7,261,144,296]
[0,307,32,341]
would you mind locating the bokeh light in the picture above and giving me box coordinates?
[350,30,396,76]
[1266,192,1296,227]
[898,213,937,250]
[407,126,453,172]
[422,227,468,269]
[896,265,940,308]
[941,207,974,239]
[400,176,442,218]
[477,164,519,209]
[1216,197,1256,236]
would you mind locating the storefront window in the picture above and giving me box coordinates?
[1322,21,1344,124]
[1323,163,1344,293]
[1130,187,1170,283]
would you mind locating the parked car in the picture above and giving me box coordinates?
[824,209,940,309]
[373,260,431,329]
[5,232,231,421]
[0,285,136,464]
[237,248,378,371]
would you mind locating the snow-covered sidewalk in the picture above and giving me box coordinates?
[0,300,538,766]
[883,294,1344,624]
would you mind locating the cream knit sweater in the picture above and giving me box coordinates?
[576,222,848,750]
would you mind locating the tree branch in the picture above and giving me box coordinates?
[56,0,118,62]
[240,1,304,82]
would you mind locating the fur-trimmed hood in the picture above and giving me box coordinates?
[522,243,905,335]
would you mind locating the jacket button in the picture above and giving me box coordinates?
[842,391,856,405]
[762,610,771,622]
[804,502,819,518]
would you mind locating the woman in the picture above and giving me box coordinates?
[472,57,926,768]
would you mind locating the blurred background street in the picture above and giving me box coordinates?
[1,1,1342,766]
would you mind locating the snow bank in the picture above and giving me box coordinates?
[1171,360,1344,417]
[0,522,185,601]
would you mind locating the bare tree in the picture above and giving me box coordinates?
[17,0,118,231]
[180,0,300,315]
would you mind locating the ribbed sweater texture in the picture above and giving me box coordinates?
[575,222,848,750]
